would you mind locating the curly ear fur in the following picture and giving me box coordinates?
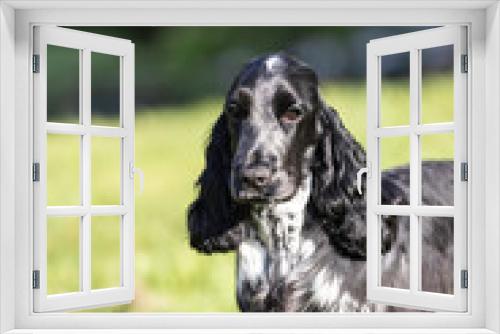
[311,106,403,260]
[187,113,244,253]
[311,106,368,259]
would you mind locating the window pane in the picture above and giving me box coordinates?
[47,45,80,124]
[380,52,410,127]
[47,216,80,294]
[380,136,410,205]
[421,45,454,124]
[92,137,121,205]
[92,52,120,127]
[92,216,121,289]
[47,134,81,206]
[421,216,454,294]
[380,215,410,290]
[421,133,454,206]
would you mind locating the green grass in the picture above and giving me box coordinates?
[46,74,454,312]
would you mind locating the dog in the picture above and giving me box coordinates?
[187,53,454,312]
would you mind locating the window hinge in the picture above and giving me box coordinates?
[32,54,40,73]
[461,162,468,182]
[32,270,40,289]
[461,54,468,73]
[461,269,468,289]
[32,162,40,182]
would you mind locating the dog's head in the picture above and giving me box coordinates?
[226,53,322,203]
[188,53,372,258]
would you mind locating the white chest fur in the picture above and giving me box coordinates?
[237,177,312,289]
[235,177,377,312]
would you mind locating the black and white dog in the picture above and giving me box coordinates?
[187,53,453,312]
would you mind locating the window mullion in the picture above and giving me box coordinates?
[409,48,420,294]
[81,48,91,293]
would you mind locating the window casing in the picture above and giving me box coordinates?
[31,25,468,314]
[1,2,497,332]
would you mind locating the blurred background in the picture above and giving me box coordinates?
[45,26,454,312]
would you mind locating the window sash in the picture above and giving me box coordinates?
[366,26,468,312]
[32,26,135,312]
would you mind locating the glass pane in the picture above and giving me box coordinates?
[421,216,454,294]
[92,137,121,205]
[47,216,80,294]
[47,134,81,206]
[380,136,410,205]
[380,215,410,289]
[47,45,80,124]
[380,52,410,127]
[421,45,454,124]
[92,52,120,127]
[92,216,121,289]
[421,133,454,206]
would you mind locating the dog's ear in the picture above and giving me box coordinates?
[187,113,243,253]
[311,106,402,259]
[310,106,368,259]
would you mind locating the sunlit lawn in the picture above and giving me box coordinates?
[46,74,453,312]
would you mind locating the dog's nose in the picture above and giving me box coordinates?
[241,167,272,189]
[249,148,278,171]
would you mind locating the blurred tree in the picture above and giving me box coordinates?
[64,26,432,116]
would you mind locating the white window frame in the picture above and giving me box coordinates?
[366,26,468,312]
[0,1,499,333]
[32,26,135,312]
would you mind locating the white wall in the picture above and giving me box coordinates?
[485,2,500,333]
[0,2,16,333]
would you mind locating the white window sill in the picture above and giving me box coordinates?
[5,329,497,334]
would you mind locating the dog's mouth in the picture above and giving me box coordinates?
[234,190,293,204]
[231,180,297,204]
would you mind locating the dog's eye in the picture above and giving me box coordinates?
[280,105,302,123]
[227,102,247,119]
[227,103,239,115]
